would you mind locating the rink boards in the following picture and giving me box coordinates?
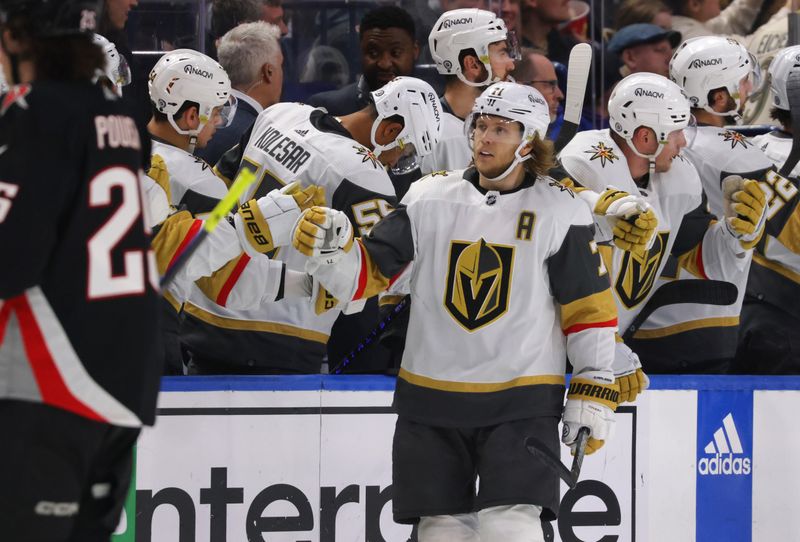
[112,375,800,542]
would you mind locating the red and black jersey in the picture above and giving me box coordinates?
[0,81,162,427]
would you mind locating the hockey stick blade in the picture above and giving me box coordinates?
[622,279,738,341]
[525,426,590,489]
[553,43,592,154]
[159,168,257,289]
[779,70,800,177]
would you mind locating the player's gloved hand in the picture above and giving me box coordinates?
[235,182,324,257]
[579,187,658,254]
[613,340,649,403]
[721,176,767,250]
[562,372,618,455]
[292,206,354,272]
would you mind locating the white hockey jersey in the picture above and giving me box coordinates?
[181,103,397,373]
[746,130,800,320]
[627,127,771,369]
[419,105,471,174]
[318,168,617,427]
[559,130,747,348]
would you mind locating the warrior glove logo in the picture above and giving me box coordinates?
[689,58,722,69]
[444,238,514,331]
[615,231,668,308]
[634,88,665,99]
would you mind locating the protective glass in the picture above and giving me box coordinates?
[683,114,698,149]
[389,142,421,176]
[741,53,764,99]
[505,31,522,62]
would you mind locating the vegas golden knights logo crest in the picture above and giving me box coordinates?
[444,238,514,331]
[615,231,669,308]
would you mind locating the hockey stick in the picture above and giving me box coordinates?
[779,70,800,177]
[159,168,257,289]
[525,426,590,489]
[330,296,409,374]
[621,279,738,342]
[553,43,592,154]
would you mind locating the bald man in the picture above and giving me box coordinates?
[513,49,564,121]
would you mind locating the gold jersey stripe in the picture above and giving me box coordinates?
[632,316,739,339]
[212,165,233,188]
[677,243,706,279]
[355,240,393,300]
[183,303,330,343]
[151,210,196,274]
[379,294,406,307]
[163,290,181,312]
[752,252,800,284]
[560,289,617,331]
[398,368,565,393]
[194,254,248,306]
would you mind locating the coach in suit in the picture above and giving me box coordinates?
[196,21,284,166]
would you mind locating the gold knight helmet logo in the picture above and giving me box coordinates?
[444,238,514,331]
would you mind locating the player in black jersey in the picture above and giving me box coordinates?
[0,1,162,539]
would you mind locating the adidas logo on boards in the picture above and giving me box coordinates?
[697,413,751,476]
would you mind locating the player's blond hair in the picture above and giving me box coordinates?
[523,134,555,177]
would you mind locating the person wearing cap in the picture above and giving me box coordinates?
[608,23,681,78]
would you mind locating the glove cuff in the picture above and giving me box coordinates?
[236,199,276,255]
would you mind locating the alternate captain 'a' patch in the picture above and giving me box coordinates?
[444,238,514,332]
[615,231,669,308]
[0,84,31,116]
[353,145,381,169]
[718,130,750,149]
[585,141,618,167]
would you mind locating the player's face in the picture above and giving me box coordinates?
[654,129,687,172]
[360,28,418,91]
[472,115,523,177]
[521,56,563,121]
[500,0,521,33]
[488,41,516,82]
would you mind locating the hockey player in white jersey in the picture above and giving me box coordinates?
[178,76,442,374]
[736,45,800,373]
[292,82,618,541]
[559,72,765,394]
[146,49,323,373]
[617,36,771,373]
[420,8,517,174]
[752,45,800,176]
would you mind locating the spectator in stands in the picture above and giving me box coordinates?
[520,0,577,66]
[307,6,418,116]
[514,49,564,122]
[195,21,283,166]
[665,0,786,42]
[608,23,681,78]
[260,0,288,36]
[208,0,261,59]
[614,0,673,30]
[440,0,488,8]
[500,0,522,36]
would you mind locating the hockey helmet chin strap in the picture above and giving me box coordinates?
[481,140,532,182]
[623,136,668,176]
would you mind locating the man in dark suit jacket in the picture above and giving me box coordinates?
[307,5,419,116]
[196,20,284,166]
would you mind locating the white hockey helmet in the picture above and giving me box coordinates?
[370,76,443,174]
[93,33,131,96]
[465,81,551,181]
[767,45,800,110]
[428,8,514,87]
[148,49,236,148]
[670,36,761,120]
[608,72,691,161]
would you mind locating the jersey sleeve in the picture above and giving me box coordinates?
[547,219,618,377]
